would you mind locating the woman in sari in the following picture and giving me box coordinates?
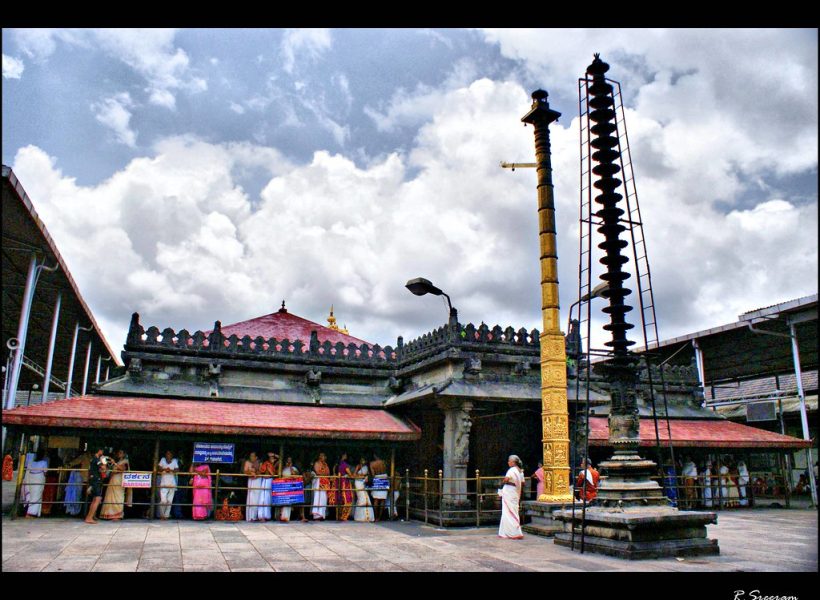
[100,450,130,520]
[244,452,263,522]
[498,455,524,539]
[353,457,375,522]
[191,464,213,520]
[279,457,299,522]
[311,453,331,521]
[22,449,48,518]
[335,452,354,521]
[533,462,545,500]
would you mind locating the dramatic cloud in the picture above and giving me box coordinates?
[2,54,24,79]
[5,29,817,353]
[91,92,137,147]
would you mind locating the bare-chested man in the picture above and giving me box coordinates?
[369,453,388,521]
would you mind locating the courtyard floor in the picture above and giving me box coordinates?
[1,508,817,572]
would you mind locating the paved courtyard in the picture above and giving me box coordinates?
[1,509,817,572]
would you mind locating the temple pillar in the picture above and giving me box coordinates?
[521,89,573,505]
[438,399,473,508]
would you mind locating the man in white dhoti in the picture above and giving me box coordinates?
[498,455,524,539]
[369,453,388,521]
[700,462,712,508]
[157,450,179,520]
[737,460,750,506]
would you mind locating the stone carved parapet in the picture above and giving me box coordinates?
[124,314,546,369]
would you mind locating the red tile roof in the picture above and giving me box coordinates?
[209,307,373,347]
[2,396,420,441]
[588,417,811,449]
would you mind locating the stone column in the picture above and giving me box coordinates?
[438,399,473,507]
[521,89,572,503]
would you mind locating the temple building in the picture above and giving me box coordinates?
[2,165,812,523]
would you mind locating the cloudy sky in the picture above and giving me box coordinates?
[3,28,817,353]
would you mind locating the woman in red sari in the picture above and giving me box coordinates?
[191,464,213,520]
[335,452,354,521]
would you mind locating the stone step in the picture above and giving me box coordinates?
[522,523,559,537]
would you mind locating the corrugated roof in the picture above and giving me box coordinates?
[587,417,811,449]
[2,395,421,441]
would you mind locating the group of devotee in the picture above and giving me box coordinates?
[680,456,751,508]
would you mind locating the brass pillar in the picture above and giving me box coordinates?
[522,90,572,503]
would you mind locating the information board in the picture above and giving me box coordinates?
[122,473,152,488]
[271,477,304,506]
[193,442,235,464]
[371,476,390,490]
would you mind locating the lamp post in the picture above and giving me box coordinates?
[405,277,458,322]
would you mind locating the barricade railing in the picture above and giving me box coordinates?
[646,471,791,510]
[403,469,536,526]
[10,467,408,522]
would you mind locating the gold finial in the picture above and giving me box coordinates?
[327,305,349,334]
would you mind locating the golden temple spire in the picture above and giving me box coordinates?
[327,305,349,334]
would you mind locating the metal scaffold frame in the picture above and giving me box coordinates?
[568,74,677,553]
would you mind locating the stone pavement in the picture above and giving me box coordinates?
[1,509,816,572]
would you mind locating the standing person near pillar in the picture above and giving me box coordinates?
[498,455,524,539]
[279,457,299,522]
[353,457,375,522]
[22,447,48,518]
[700,461,713,508]
[533,462,545,499]
[84,447,106,524]
[575,458,599,503]
[157,450,179,520]
[335,452,354,521]
[258,451,278,522]
[311,452,330,521]
[64,449,90,516]
[369,452,388,521]
[100,449,130,520]
[244,451,263,522]
[737,459,750,507]
[191,463,213,521]
[682,456,699,509]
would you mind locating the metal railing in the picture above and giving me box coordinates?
[10,467,410,522]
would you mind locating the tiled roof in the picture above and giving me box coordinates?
[208,307,373,347]
[2,395,420,441]
[587,417,811,449]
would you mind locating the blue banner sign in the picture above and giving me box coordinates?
[193,442,235,464]
[371,476,390,490]
[271,477,304,506]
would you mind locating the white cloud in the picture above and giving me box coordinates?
[229,101,246,115]
[280,29,331,75]
[364,58,480,133]
[2,54,25,79]
[91,92,138,147]
[12,28,207,110]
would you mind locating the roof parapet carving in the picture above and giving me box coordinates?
[124,313,540,368]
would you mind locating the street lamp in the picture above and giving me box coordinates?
[567,281,610,335]
[405,277,457,320]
